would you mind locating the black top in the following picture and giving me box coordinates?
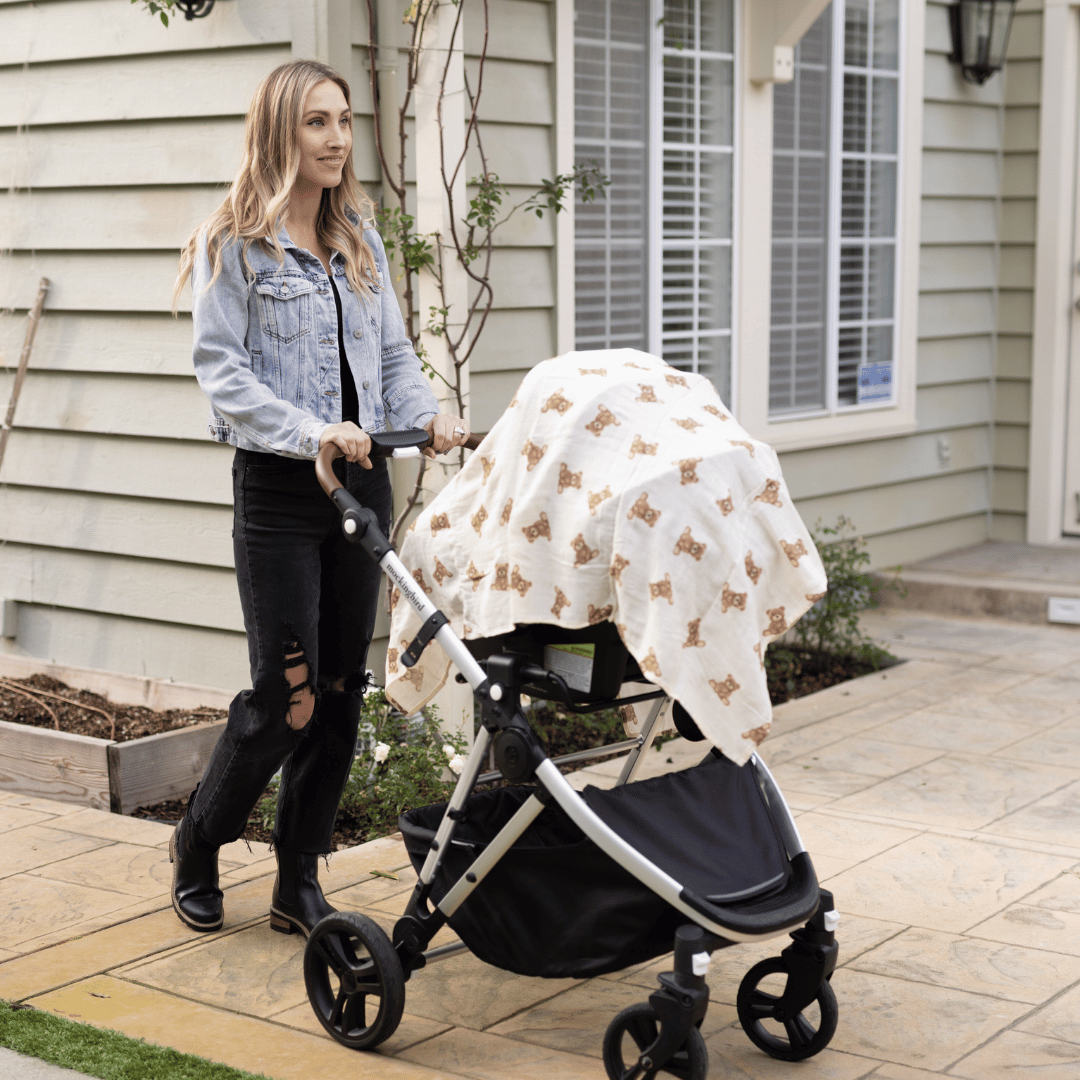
[329,275,360,426]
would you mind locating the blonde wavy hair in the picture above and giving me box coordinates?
[174,60,378,313]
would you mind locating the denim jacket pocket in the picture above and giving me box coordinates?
[254,276,314,404]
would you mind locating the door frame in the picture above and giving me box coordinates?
[1028,0,1080,543]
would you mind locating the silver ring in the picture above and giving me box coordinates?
[454,427,464,435]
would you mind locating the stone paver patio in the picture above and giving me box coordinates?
[2,607,1080,1079]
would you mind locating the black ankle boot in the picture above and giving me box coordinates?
[270,848,336,937]
[170,807,223,932]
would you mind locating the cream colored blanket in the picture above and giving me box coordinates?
[385,350,827,764]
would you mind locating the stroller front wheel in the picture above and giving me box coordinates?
[602,1001,708,1080]
[303,911,405,1050]
[736,956,838,1061]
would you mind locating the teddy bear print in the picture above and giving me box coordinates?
[522,512,552,542]
[433,557,453,586]
[683,619,706,648]
[558,463,582,494]
[665,373,688,387]
[636,384,662,403]
[742,724,771,746]
[763,607,788,637]
[522,439,547,470]
[716,492,734,516]
[730,439,755,456]
[674,458,702,485]
[588,603,614,625]
[673,526,707,561]
[640,648,662,676]
[467,560,486,591]
[470,504,488,535]
[588,486,613,515]
[510,565,532,597]
[491,563,510,591]
[541,388,573,415]
[585,405,622,437]
[629,435,658,458]
[709,674,740,706]
[430,512,451,535]
[387,648,399,673]
[579,367,607,376]
[627,493,662,527]
[702,403,727,419]
[551,586,571,619]
[721,582,747,613]
[629,435,658,459]
[648,573,674,605]
[412,568,433,595]
[500,498,513,526]
[754,479,783,507]
[745,551,762,584]
[610,553,630,585]
[571,533,600,567]
[480,456,495,484]
[806,591,826,603]
[672,417,702,432]
[780,539,808,567]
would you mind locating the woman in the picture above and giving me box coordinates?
[170,60,469,935]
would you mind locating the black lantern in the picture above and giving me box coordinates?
[174,0,215,18]
[949,1,1016,85]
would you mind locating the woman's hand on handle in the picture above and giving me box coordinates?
[423,413,470,459]
[319,422,372,469]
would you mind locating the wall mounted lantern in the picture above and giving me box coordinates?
[949,1,1017,85]
[174,0,216,19]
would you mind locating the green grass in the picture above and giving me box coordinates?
[0,1001,274,1080]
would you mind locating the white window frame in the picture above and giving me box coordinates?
[735,0,925,451]
[555,0,740,402]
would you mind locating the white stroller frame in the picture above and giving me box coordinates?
[305,433,841,1078]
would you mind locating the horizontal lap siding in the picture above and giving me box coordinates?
[0,0,342,689]
[780,1,1039,566]
[0,0,557,690]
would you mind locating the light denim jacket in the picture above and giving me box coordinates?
[191,223,439,458]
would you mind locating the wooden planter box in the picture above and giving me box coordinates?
[0,717,227,814]
[0,655,232,814]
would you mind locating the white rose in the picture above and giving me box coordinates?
[447,754,466,776]
[373,741,391,765]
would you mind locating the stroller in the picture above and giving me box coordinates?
[302,425,841,1079]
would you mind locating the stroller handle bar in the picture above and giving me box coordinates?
[315,428,484,501]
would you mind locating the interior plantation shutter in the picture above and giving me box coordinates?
[574,0,735,402]
[769,0,900,417]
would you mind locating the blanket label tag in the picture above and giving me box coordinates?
[544,643,595,692]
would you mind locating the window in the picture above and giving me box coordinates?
[769,0,901,418]
[574,0,736,401]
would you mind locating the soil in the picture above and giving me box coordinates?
[2,652,894,850]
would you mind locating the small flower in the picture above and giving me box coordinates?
[442,743,456,760]
[373,742,391,765]
[447,754,466,776]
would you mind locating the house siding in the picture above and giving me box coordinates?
[779,0,1039,569]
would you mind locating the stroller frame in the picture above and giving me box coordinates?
[306,435,841,1076]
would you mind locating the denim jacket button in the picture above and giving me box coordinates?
[353,329,363,339]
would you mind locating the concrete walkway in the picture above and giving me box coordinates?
[1,608,1079,1079]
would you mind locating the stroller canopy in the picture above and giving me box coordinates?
[386,350,826,764]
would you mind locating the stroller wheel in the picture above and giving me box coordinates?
[736,956,837,1061]
[303,912,405,1050]
[602,1002,708,1080]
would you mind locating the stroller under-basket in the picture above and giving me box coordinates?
[304,430,840,1078]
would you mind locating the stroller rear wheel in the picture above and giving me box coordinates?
[736,955,837,1061]
[303,912,405,1050]
[602,1001,708,1080]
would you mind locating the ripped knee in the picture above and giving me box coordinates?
[283,644,315,730]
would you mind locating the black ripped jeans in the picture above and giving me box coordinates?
[187,448,392,854]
